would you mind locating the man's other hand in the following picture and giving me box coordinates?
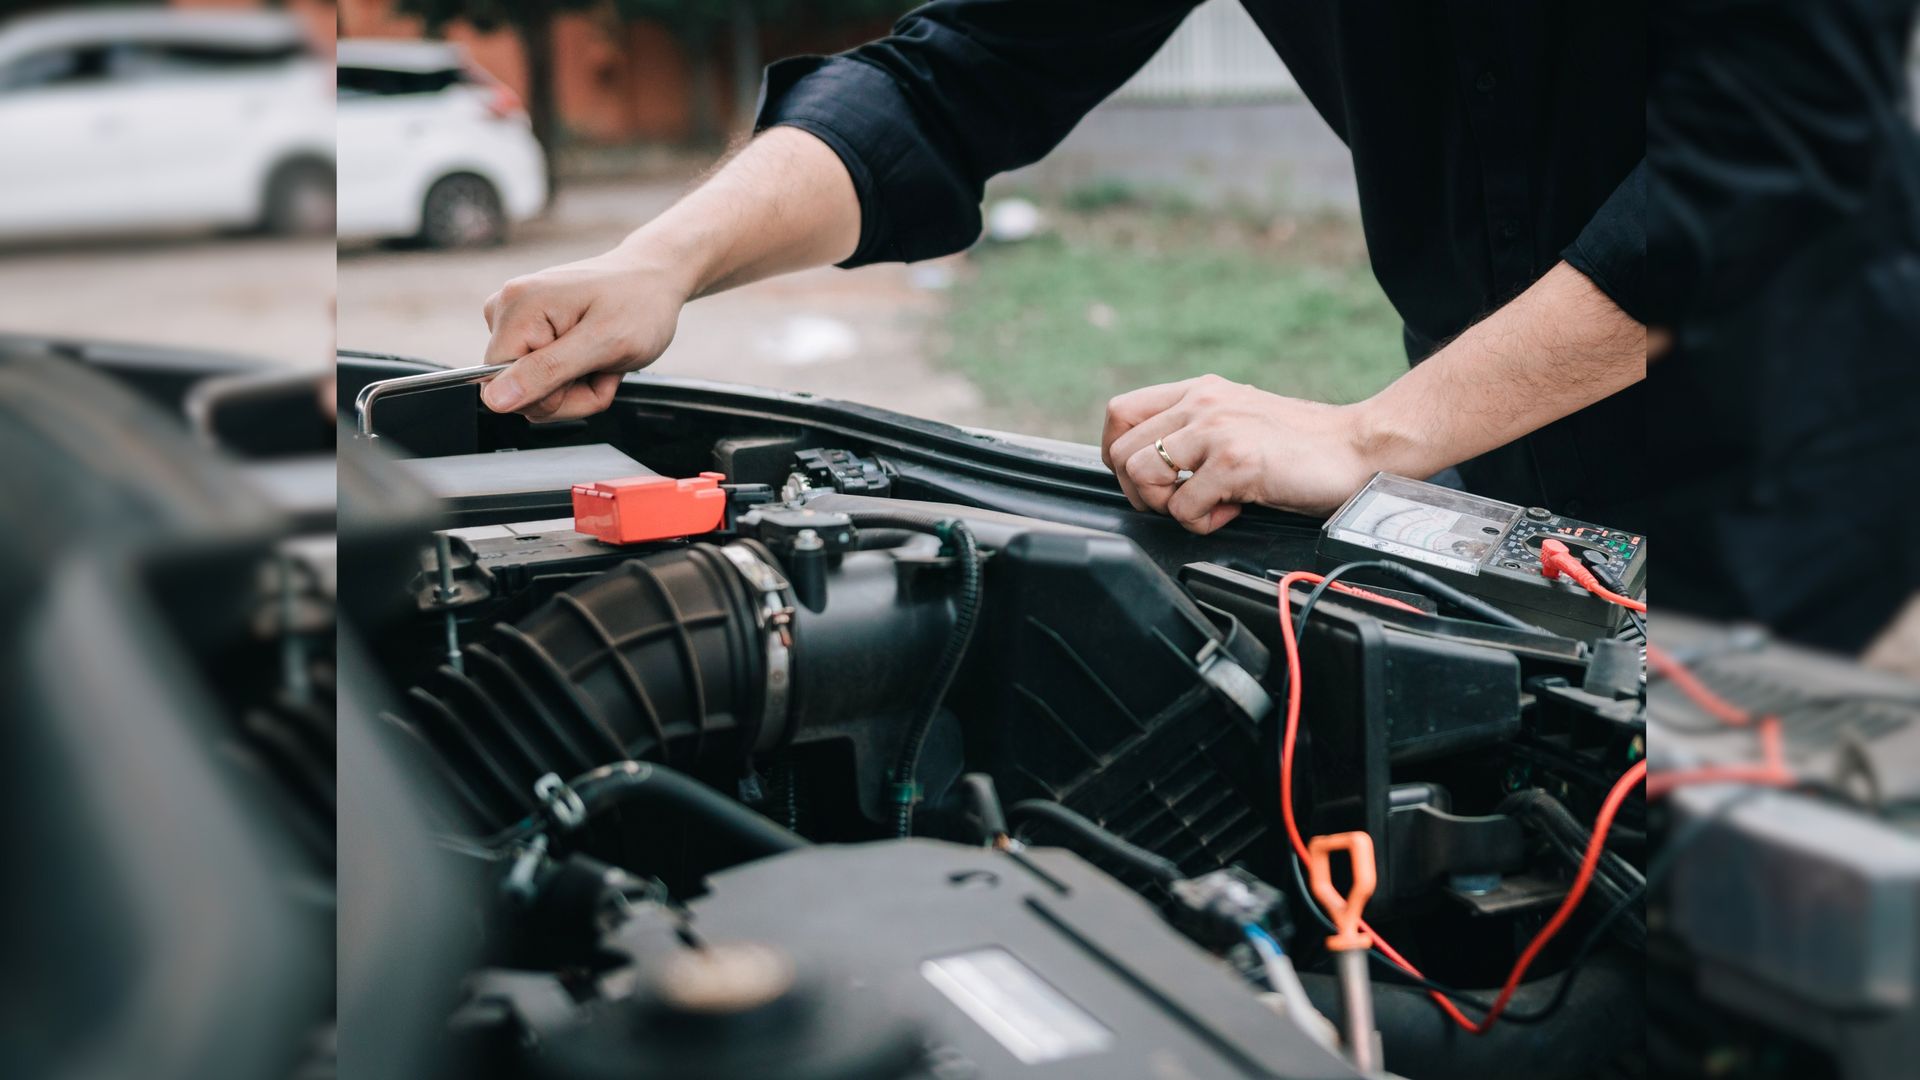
[479,250,692,422]
[1101,374,1381,534]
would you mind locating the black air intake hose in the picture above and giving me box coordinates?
[393,544,771,828]
[392,539,962,833]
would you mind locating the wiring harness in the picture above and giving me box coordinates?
[1273,561,1647,1035]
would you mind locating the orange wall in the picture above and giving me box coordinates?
[190,0,894,145]
[335,0,699,141]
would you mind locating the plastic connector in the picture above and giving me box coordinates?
[572,472,727,545]
[1538,538,1647,613]
[1167,867,1288,949]
[1536,538,1586,582]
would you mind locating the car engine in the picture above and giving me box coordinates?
[334,355,1648,1080]
[0,346,1655,1080]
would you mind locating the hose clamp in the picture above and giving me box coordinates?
[718,544,796,751]
[533,772,587,831]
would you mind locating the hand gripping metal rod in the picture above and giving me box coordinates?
[353,363,510,439]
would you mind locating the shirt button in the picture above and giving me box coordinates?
[1498,219,1522,241]
[1475,70,1497,93]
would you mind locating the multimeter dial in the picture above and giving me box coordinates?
[1318,473,1646,640]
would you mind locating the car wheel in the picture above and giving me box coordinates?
[262,158,336,237]
[419,174,506,249]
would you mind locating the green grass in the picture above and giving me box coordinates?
[937,201,1407,441]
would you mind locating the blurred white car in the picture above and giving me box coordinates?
[0,9,334,242]
[336,40,547,248]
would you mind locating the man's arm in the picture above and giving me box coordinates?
[1102,262,1646,533]
[481,0,1199,421]
[478,128,858,418]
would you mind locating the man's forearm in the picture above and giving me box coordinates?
[1354,262,1646,479]
[613,125,862,301]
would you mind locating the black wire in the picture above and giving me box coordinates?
[1581,555,1647,639]
[1500,788,1646,945]
[1291,560,1383,639]
[1007,799,1183,885]
[1352,785,1778,1025]
[1281,560,1414,933]
[846,514,982,837]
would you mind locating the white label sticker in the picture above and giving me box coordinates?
[921,948,1113,1064]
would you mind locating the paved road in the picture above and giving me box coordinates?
[337,178,984,428]
[0,234,334,369]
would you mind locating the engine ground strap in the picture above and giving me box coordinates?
[717,544,796,753]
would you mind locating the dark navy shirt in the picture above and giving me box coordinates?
[756,0,1649,520]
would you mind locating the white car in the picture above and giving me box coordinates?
[336,40,547,248]
[0,9,334,242]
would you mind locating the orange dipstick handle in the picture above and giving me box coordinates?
[1307,831,1377,953]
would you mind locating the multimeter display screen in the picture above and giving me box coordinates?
[1325,474,1520,574]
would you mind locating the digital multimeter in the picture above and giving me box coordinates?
[1318,473,1646,640]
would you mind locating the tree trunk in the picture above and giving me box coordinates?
[729,0,762,135]
[520,7,561,206]
[686,27,722,148]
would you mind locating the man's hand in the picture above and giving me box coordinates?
[479,251,689,421]
[1100,262,1646,534]
[1102,375,1378,533]
[478,126,860,422]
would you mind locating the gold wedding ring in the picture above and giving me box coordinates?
[1155,437,1181,472]
[1154,438,1190,484]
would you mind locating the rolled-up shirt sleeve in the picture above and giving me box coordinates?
[1560,159,1647,324]
[755,1,1197,267]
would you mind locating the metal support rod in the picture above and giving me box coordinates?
[353,363,510,439]
[278,553,311,707]
[1335,948,1379,1075]
[434,533,464,674]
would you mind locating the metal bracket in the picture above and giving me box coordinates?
[1194,638,1274,723]
[353,362,510,439]
[1384,801,1526,900]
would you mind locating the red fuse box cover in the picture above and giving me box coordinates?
[571,472,727,544]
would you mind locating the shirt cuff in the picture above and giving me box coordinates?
[1560,160,1647,324]
[755,54,983,268]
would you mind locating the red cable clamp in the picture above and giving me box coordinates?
[572,472,727,545]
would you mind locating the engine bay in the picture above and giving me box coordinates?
[334,354,1650,1080]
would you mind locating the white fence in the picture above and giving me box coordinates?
[1113,0,1299,104]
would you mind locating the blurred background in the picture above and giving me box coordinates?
[0,0,336,368]
[330,0,1406,442]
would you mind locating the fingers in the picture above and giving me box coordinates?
[1166,461,1245,535]
[1122,429,1198,513]
[1101,378,1193,468]
[1112,412,1188,510]
[483,332,595,411]
[521,372,624,424]
[1107,405,1191,484]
